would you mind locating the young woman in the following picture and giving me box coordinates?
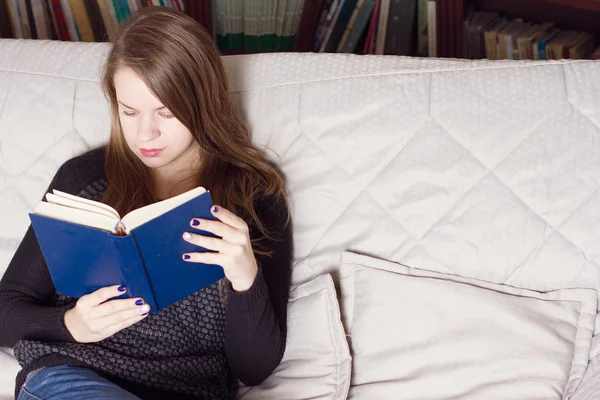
[0,6,292,400]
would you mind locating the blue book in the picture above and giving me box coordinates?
[538,28,561,60]
[29,187,225,313]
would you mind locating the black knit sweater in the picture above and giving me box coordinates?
[0,146,292,399]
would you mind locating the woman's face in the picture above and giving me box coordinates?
[113,67,199,173]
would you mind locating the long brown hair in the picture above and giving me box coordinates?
[100,7,288,251]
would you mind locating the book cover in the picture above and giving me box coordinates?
[30,190,225,313]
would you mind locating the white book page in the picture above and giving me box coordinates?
[52,190,120,219]
[121,186,207,233]
[45,193,119,220]
[34,201,119,233]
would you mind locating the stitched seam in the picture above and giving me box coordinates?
[0,68,100,83]
[19,386,44,400]
[324,279,344,400]
[564,301,588,398]
[22,367,46,387]
[224,59,596,94]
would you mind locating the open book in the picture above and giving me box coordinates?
[29,186,225,312]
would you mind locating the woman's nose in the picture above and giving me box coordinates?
[136,115,160,142]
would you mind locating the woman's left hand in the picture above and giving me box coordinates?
[182,205,258,292]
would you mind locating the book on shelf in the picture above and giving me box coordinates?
[516,22,554,60]
[29,186,225,313]
[337,0,376,53]
[3,0,599,60]
[1,0,186,42]
[383,0,416,56]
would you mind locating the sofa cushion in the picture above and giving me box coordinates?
[236,273,351,400]
[338,251,597,400]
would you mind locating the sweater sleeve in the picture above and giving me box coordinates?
[0,152,105,347]
[224,193,293,386]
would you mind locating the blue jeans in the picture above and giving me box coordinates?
[18,364,142,400]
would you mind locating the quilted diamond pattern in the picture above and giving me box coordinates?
[1,39,600,398]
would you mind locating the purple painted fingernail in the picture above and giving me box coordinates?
[118,285,127,292]
[191,219,200,226]
[142,312,148,317]
[183,254,191,260]
[135,299,144,306]
[212,206,219,213]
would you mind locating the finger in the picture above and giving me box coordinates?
[102,311,149,338]
[91,297,147,319]
[189,218,241,241]
[96,302,151,333]
[210,205,248,231]
[79,285,127,308]
[182,251,223,265]
[182,232,235,252]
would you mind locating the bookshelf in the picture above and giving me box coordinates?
[468,0,600,33]
[294,0,600,59]
[1,1,599,60]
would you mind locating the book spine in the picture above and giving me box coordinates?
[341,0,374,53]
[417,0,428,56]
[427,0,436,57]
[7,0,23,38]
[0,0,14,38]
[375,0,389,54]
[337,0,364,52]
[113,234,158,312]
[25,0,37,38]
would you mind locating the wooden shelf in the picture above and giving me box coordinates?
[468,0,600,34]
[539,0,600,12]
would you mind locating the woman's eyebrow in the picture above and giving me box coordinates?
[117,101,166,110]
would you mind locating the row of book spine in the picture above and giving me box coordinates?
[0,0,185,42]
[298,0,600,59]
[308,0,422,56]
[463,8,600,60]
[2,0,599,59]
[213,0,305,52]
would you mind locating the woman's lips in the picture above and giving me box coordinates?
[140,148,164,158]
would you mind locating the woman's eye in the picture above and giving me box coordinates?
[161,114,174,119]
[123,111,136,117]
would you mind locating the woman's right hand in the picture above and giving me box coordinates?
[63,285,150,343]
